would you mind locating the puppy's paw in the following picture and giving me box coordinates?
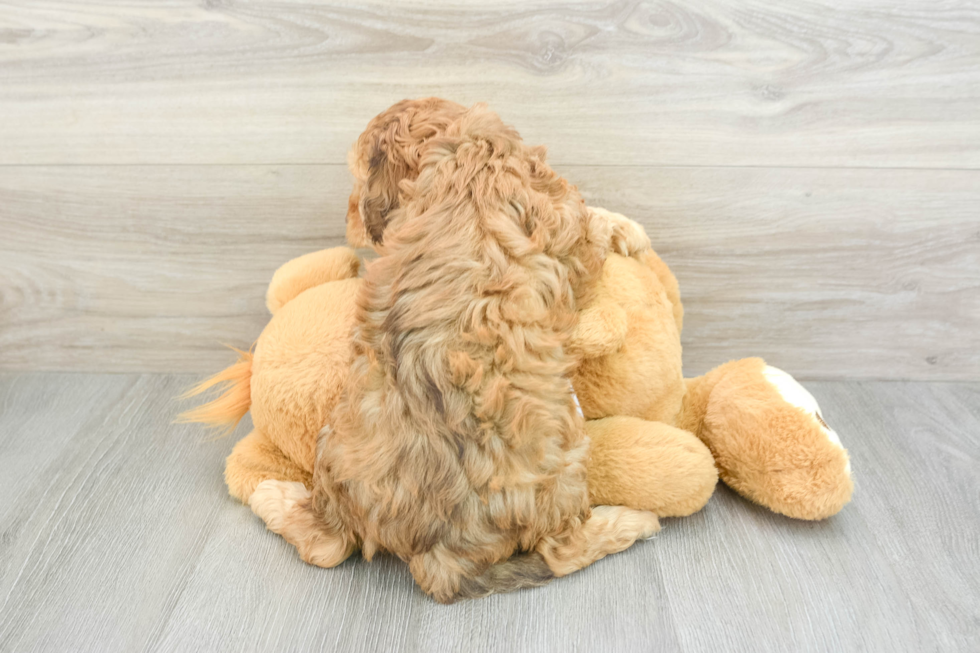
[249,479,310,533]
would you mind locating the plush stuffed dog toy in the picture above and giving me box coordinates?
[182,210,852,522]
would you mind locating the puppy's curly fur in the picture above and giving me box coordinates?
[250,99,658,603]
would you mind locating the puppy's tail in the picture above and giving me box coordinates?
[449,552,555,604]
[176,346,253,436]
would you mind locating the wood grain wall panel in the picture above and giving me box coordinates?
[0,0,977,167]
[2,164,975,379]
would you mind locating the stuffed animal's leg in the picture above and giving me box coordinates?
[679,358,853,520]
[248,480,357,568]
[266,247,361,314]
[225,429,312,503]
[586,417,717,517]
[567,298,629,360]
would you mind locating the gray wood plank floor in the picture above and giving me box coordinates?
[1,374,977,652]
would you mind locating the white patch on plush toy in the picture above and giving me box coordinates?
[763,366,850,474]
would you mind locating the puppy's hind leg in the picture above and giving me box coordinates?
[249,480,356,568]
[536,506,660,577]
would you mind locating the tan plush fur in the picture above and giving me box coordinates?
[570,249,685,424]
[586,417,717,518]
[250,277,361,473]
[567,239,852,521]
[182,249,362,503]
[266,248,360,314]
[679,358,853,520]
[177,348,253,437]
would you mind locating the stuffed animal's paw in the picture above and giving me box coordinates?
[248,479,356,568]
[249,479,310,533]
[589,207,651,258]
[762,366,851,477]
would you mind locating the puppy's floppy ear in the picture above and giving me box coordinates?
[352,98,468,244]
[359,118,412,244]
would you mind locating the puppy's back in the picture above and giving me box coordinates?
[327,106,597,594]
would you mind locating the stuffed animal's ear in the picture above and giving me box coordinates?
[265,247,360,314]
[345,186,372,249]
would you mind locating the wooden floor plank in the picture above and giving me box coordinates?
[0,374,235,652]
[0,374,131,521]
[1,165,976,379]
[841,382,980,648]
[0,0,977,167]
[1,375,978,651]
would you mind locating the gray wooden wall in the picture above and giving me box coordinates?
[1,0,977,380]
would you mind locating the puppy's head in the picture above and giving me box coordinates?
[347,97,467,248]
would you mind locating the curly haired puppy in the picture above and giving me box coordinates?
[250,99,658,603]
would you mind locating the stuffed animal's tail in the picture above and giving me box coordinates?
[176,346,253,436]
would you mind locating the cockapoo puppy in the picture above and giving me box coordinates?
[250,98,658,603]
